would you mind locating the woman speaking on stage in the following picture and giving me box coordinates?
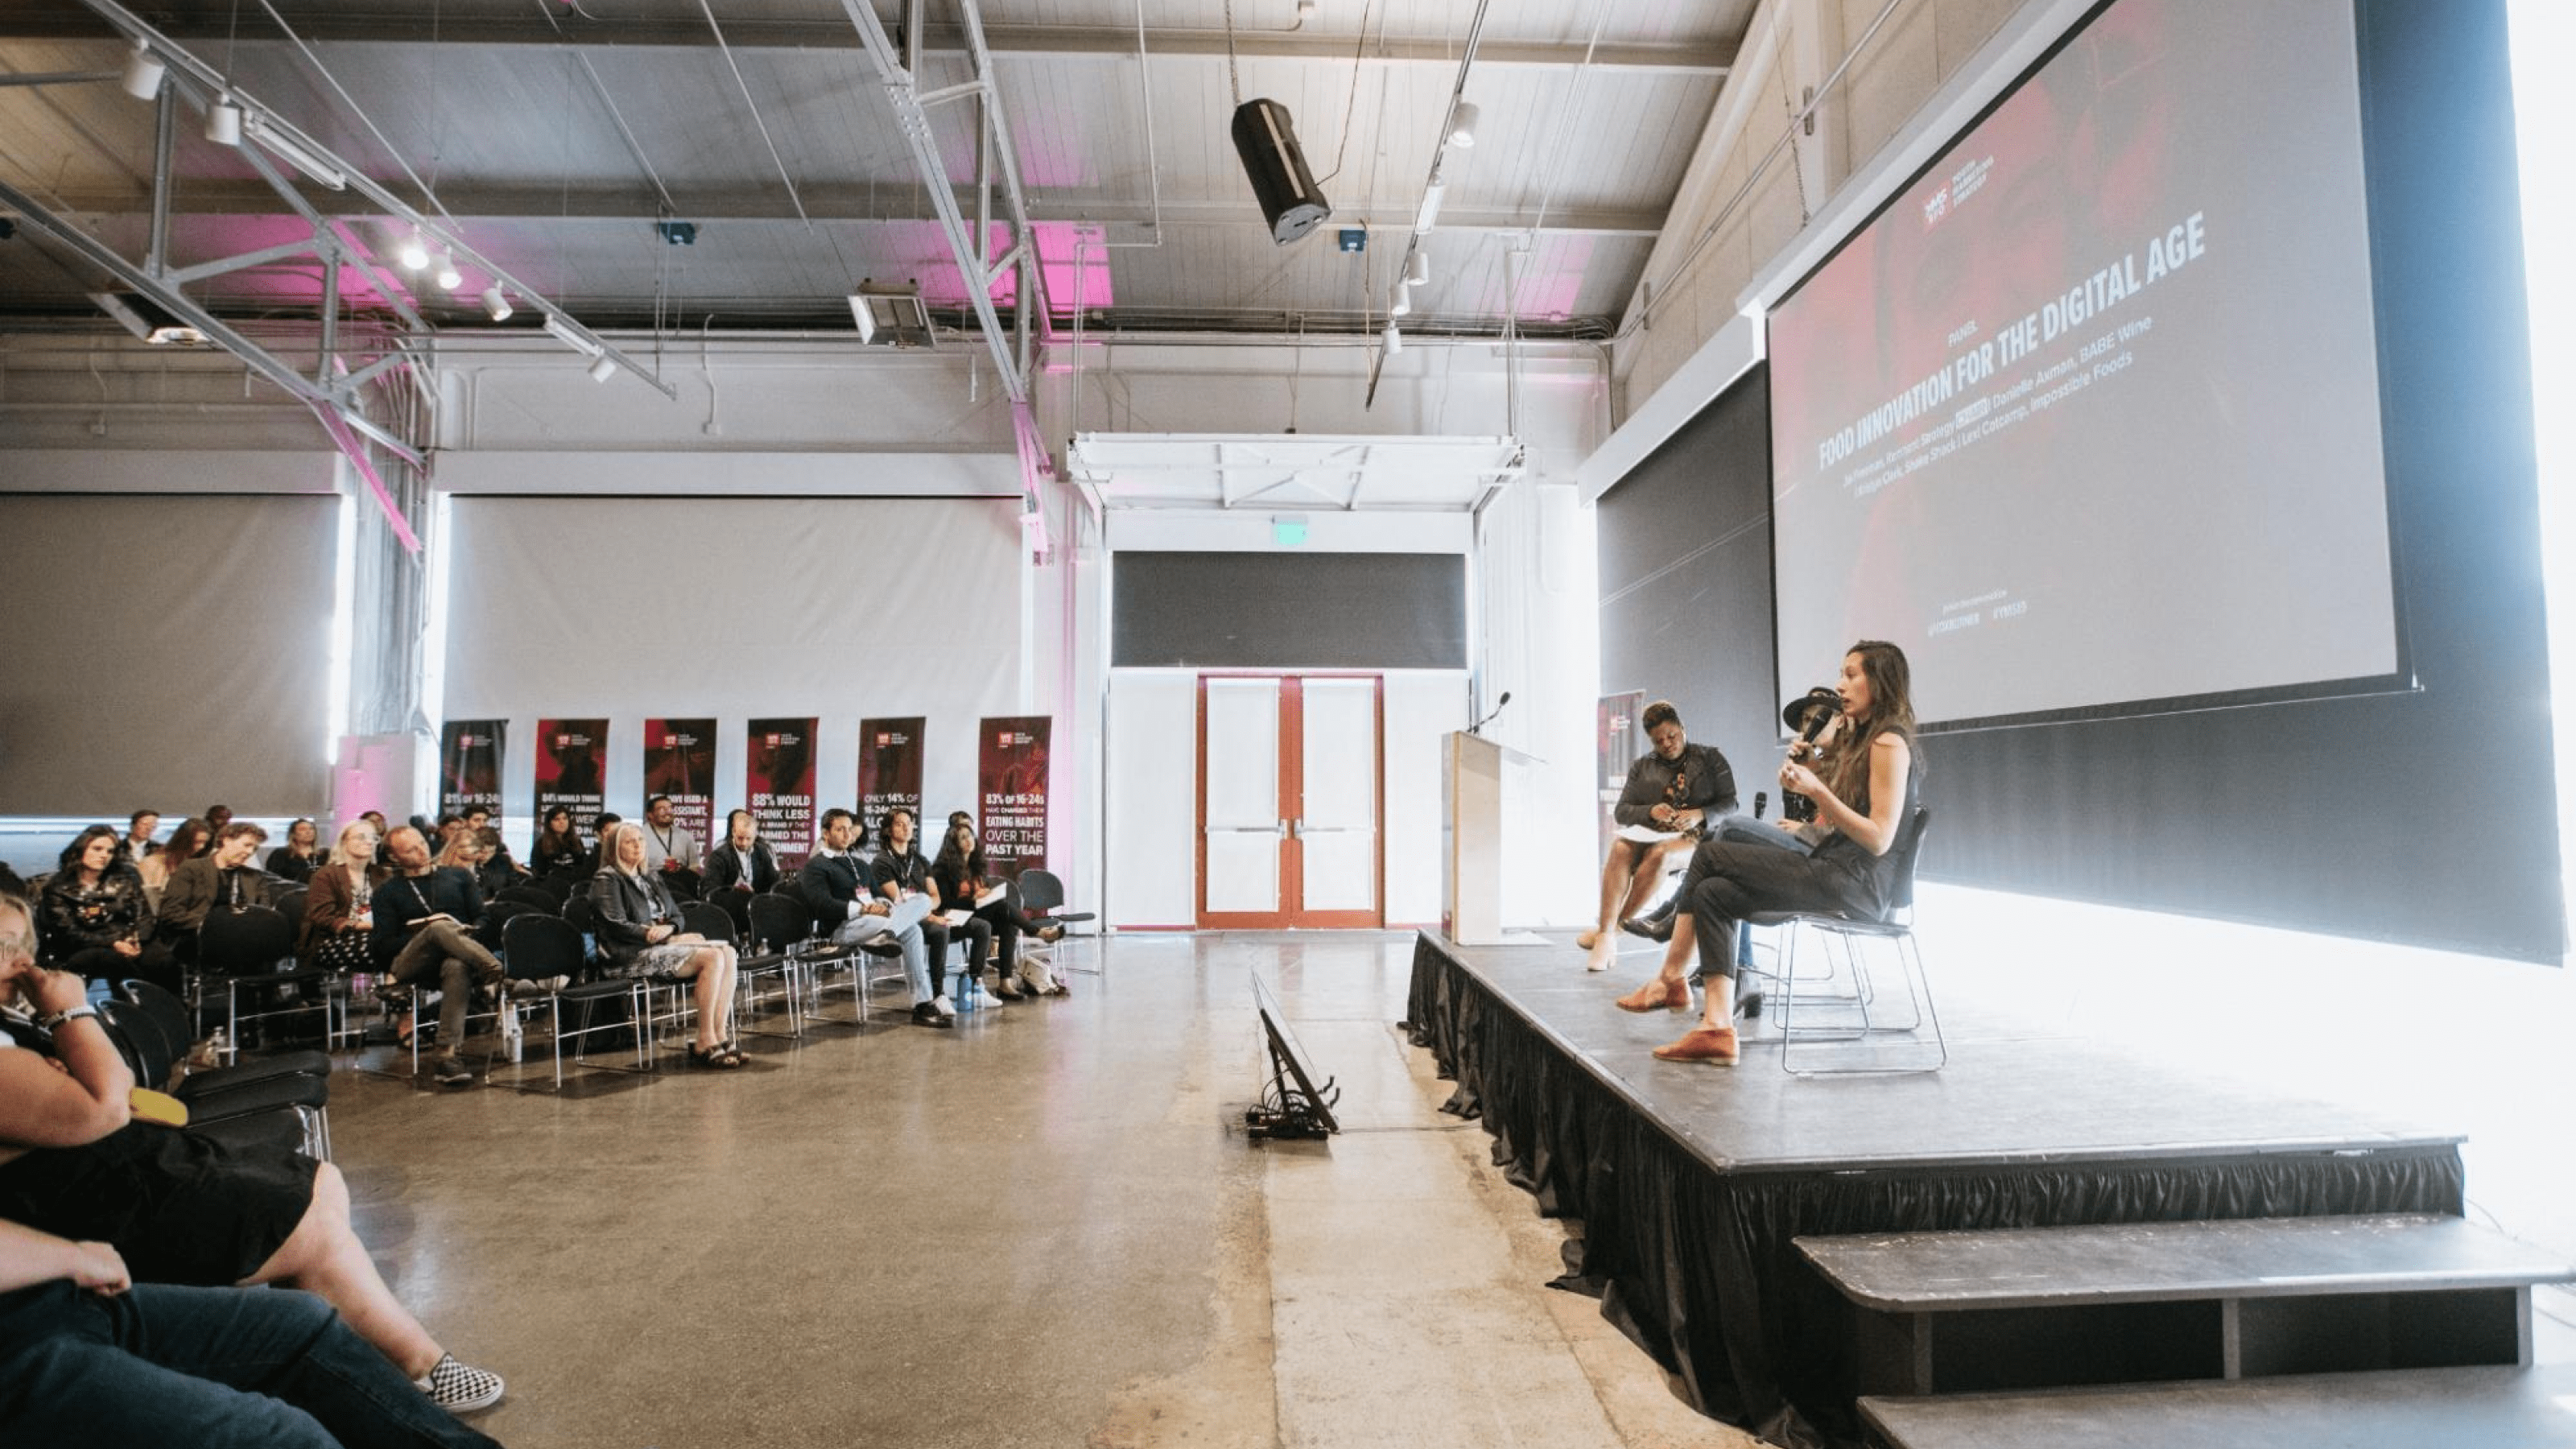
[1614,640,1921,1064]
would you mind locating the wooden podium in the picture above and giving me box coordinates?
[1442,730,1542,946]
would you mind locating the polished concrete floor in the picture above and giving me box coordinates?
[328,933,1747,1449]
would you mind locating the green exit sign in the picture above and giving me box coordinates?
[1272,515,1308,547]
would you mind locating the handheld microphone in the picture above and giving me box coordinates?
[1467,690,1513,736]
[1752,790,1769,821]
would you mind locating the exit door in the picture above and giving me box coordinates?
[1197,675,1383,928]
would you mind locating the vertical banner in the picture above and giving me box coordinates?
[438,720,505,818]
[747,716,819,869]
[642,717,717,848]
[977,716,1052,880]
[1596,691,1647,861]
[534,718,608,830]
[857,716,926,842]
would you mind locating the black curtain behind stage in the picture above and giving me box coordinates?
[1595,0,2561,964]
[1405,936,2467,1446]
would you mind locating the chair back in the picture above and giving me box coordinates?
[273,887,310,927]
[1018,869,1067,913]
[93,998,175,1090]
[118,979,196,1057]
[561,892,598,935]
[680,901,737,943]
[198,906,299,976]
[477,898,540,952]
[497,883,559,913]
[533,872,577,903]
[1885,806,1933,915]
[746,893,811,954]
[500,913,587,985]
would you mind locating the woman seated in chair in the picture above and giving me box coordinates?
[0,894,506,1414]
[1616,640,1921,1064]
[588,823,745,1069]
[931,816,1064,1000]
[134,818,209,916]
[526,807,588,881]
[263,818,325,886]
[298,819,384,976]
[39,827,179,995]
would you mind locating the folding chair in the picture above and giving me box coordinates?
[199,906,339,1059]
[490,912,650,1091]
[1740,807,1943,1076]
[1015,869,1099,977]
[97,997,329,1158]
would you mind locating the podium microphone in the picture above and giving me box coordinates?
[1468,691,1513,736]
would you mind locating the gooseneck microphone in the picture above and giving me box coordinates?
[1467,690,1513,736]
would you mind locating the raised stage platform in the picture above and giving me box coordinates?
[1400,930,2467,1445]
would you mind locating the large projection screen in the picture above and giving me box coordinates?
[1767,0,2399,728]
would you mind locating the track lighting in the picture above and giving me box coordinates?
[1390,290,1412,318]
[1447,101,1480,150]
[481,287,514,322]
[1406,250,1428,287]
[588,354,619,383]
[204,96,242,147]
[120,44,165,101]
[395,230,429,272]
[543,313,604,357]
[1414,183,1444,236]
[433,252,463,291]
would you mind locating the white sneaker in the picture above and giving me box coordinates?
[931,993,956,1018]
[973,985,1005,1009]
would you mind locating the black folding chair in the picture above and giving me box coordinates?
[118,978,329,1087]
[496,883,559,914]
[1016,869,1099,978]
[199,906,340,1057]
[97,998,328,1158]
[489,912,650,1092]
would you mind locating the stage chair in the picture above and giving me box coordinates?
[1741,806,1944,1076]
[492,912,650,1091]
[1014,869,1099,978]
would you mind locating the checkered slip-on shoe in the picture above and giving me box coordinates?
[415,1353,506,1414]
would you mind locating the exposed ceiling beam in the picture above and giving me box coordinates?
[27,184,1668,238]
[0,16,1731,74]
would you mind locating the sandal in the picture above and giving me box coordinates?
[686,1043,748,1070]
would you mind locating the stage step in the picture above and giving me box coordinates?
[1797,1214,2574,1397]
[1860,1363,2576,1449]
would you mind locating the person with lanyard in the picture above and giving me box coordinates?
[459,807,524,880]
[370,826,505,1089]
[154,823,272,961]
[801,809,947,1029]
[638,795,702,897]
[700,809,778,937]
[874,808,1006,1005]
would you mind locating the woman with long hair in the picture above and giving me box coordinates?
[38,826,175,993]
[134,818,210,914]
[588,822,744,1068]
[931,817,1063,999]
[1616,641,1922,1063]
[299,819,385,974]
[265,817,324,885]
[529,806,587,880]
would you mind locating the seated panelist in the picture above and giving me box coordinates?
[1579,701,1736,972]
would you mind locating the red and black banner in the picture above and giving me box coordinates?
[1596,691,1647,860]
[977,716,1051,880]
[534,718,607,828]
[643,717,717,850]
[857,716,925,844]
[438,720,504,818]
[747,716,819,869]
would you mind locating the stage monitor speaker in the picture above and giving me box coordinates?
[1230,97,1331,246]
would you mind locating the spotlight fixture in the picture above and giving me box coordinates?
[1414,182,1444,236]
[1230,97,1332,246]
[1389,290,1411,318]
[395,229,429,272]
[1406,250,1428,287]
[120,44,165,101]
[204,95,242,147]
[848,278,934,348]
[655,221,699,246]
[1381,322,1402,355]
[1446,101,1480,150]
[588,354,618,383]
[481,287,514,322]
[241,114,348,191]
[91,291,208,346]
[542,312,604,357]
[432,251,463,291]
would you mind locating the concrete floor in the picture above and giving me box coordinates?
[328,932,1746,1449]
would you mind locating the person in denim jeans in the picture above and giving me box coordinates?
[0,1218,502,1448]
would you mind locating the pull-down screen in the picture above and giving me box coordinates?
[1766,0,2397,727]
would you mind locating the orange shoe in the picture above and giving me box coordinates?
[1575,928,1600,951]
[1651,1026,1740,1064]
[1615,978,1693,1014]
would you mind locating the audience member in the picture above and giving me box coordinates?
[371,827,504,1089]
[1579,700,1737,972]
[154,822,271,953]
[0,1218,505,1447]
[136,818,209,914]
[944,810,1069,946]
[38,826,176,994]
[638,795,701,893]
[460,807,522,878]
[265,818,324,885]
[876,808,1004,1005]
[700,809,777,936]
[0,894,506,1413]
[358,811,394,869]
[116,808,160,869]
[802,809,946,1029]
[298,819,384,974]
[203,804,234,836]
[932,816,1062,999]
[586,814,623,875]
[527,807,588,880]
[588,823,742,1069]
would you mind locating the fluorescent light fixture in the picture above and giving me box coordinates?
[588,354,619,383]
[542,312,602,357]
[1447,101,1480,150]
[1414,183,1444,235]
[1382,322,1402,355]
[204,96,242,147]
[480,287,513,322]
[395,229,428,272]
[1406,250,1428,287]
[120,44,164,101]
[90,291,207,346]
[242,114,347,191]
[432,252,463,291]
[848,278,934,348]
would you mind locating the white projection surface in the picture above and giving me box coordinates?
[1767,0,2398,725]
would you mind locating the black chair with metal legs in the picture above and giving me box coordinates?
[198,906,337,1059]
[1015,869,1098,977]
[97,998,330,1158]
[119,978,329,1088]
[495,883,559,914]
[491,912,650,1092]
[684,899,792,1040]
[1738,806,1943,1076]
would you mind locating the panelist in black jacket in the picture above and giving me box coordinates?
[1579,700,1736,972]
[589,823,743,1069]
[370,826,506,1089]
